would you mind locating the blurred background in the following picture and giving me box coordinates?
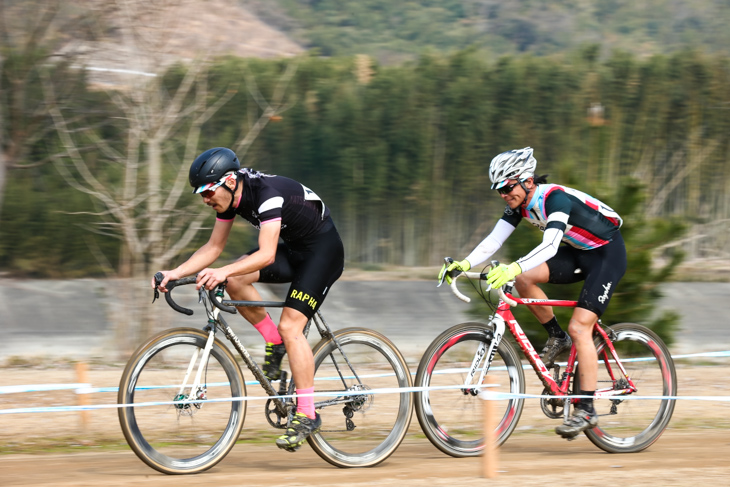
[1,0,729,363]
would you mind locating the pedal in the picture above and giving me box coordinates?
[557,430,580,441]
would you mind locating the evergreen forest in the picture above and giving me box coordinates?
[248,0,730,61]
[3,49,726,278]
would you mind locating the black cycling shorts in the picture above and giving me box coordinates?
[248,217,344,320]
[546,231,627,316]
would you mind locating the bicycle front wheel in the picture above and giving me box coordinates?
[308,327,413,468]
[118,328,246,474]
[579,323,677,453]
[415,322,525,457]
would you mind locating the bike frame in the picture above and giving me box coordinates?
[163,280,363,420]
[445,270,640,412]
[491,291,639,402]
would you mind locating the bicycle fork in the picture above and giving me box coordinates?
[174,326,217,411]
[464,316,505,395]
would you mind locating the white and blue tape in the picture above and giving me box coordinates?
[1,350,729,415]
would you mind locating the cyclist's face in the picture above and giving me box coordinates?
[201,185,225,211]
[498,179,523,208]
[200,178,236,212]
[498,178,534,209]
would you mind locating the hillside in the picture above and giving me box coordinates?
[243,0,730,62]
[41,0,730,81]
[54,0,304,86]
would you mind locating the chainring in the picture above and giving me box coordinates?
[265,398,290,429]
[540,387,568,419]
[540,364,573,419]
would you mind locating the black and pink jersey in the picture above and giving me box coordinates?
[501,184,622,250]
[216,169,330,242]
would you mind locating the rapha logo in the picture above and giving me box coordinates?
[597,282,612,304]
[504,205,514,216]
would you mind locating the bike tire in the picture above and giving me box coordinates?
[308,327,413,468]
[576,322,677,453]
[414,321,525,457]
[118,328,246,474]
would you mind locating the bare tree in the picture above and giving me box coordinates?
[42,0,298,349]
[0,0,113,217]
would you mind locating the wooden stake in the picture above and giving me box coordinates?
[481,377,499,478]
[75,362,90,431]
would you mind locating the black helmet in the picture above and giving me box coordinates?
[189,147,240,193]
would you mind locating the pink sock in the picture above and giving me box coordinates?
[296,387,315,419]
[253,314,282,344]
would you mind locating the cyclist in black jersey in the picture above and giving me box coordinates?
[154,147,344,452]
[438,147,627,439]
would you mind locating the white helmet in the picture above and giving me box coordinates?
[489,147,537,190]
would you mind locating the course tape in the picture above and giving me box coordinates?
[2,349,729,415]
[479,392,730,402]
[0,383,90,394]
[0,384,493,415]
[443,349,730,374]
[2,382,730,415]
[0,371,396,395]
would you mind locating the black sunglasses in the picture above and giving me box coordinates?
[496,182,519,195]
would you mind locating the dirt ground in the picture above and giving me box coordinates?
[2,362,729,486]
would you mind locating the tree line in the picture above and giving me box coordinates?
[3,46,729,344]
[250,0,730,61]
[3,48,728,275]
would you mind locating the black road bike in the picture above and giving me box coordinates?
[118,275,413,474]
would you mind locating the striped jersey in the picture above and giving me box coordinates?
[501,184,622,250]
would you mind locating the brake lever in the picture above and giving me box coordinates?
[437,257,454,288]
[152,271,164,303]
[482,260,501,293]
[198,280,228,303]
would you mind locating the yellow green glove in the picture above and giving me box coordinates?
[438,259,471,285]
[486,262,522,289]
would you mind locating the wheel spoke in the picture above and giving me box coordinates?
[582,323,676,453]
[118,329,246,474]
[414,322,525,457]
[308,328,413,467]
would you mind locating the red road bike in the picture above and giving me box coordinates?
[414,261,677,456]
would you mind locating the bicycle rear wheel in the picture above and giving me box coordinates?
[308,327,413,467]
[577,323,677,453]
[414,322,525,457]
[118,328,246,474]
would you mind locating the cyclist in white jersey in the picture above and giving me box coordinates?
[438,147,627,439]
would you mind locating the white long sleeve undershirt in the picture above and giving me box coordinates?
[464,219,515,268]
[515,226,563,272]
[464,220,564,273]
